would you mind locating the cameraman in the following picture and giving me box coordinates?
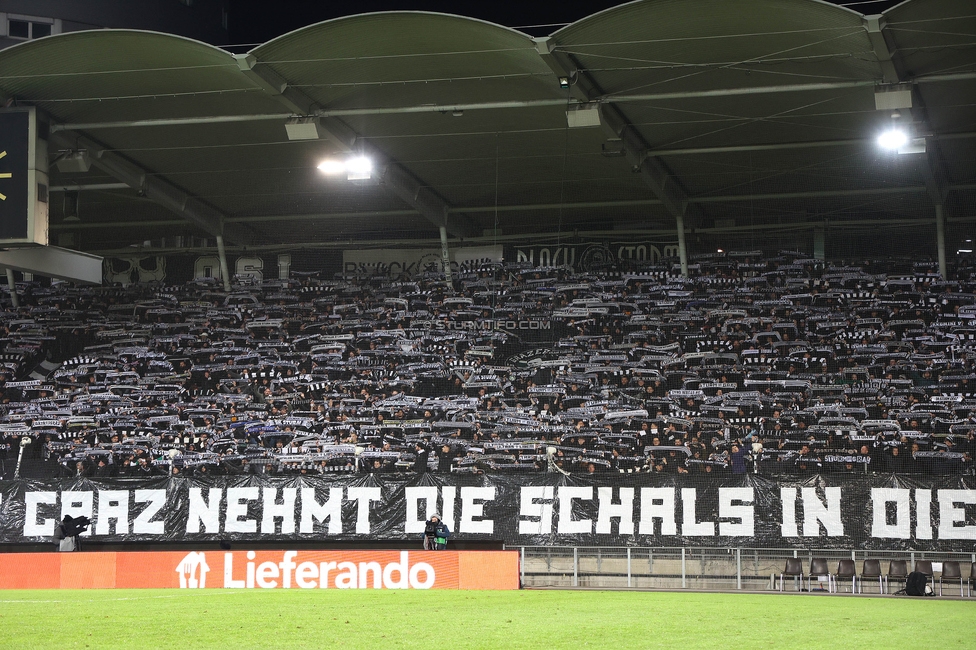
[422,514,450,551]
[53,515,91,552]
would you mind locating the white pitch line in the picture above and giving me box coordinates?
[0,591,248,604]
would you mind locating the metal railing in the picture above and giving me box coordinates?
[507,546,976,593]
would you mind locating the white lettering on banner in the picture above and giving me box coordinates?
[681,488,716,536]
[186,487,222,533]
[95,490,130,536]
[261,487,297,535]
[405,486,439,534]
[60,491,93,536]
[459,487,495,534]
[219,551,434,589]
[518,486,555,535]
[299,488,342,534]
[801,487,844,537]
[193,255,222,281]
[346,487,381,534]
[401,486,455,533]
[134,490,167,535]
[235,257,264,283]
[557,486,594,534]
[915,489,933,540]
[137,256,166,283]
[718,488,754,537]
[24,491,57,536]
[441,487,456,532]
[225,487,260,533]
[104,256,167,284]
[638,487,676,536]
[871,488,911,539]
[596,487,635,535]
[342,246,502,277]
[9,484,974,545]
[780,487,799,537]
[937,490,976,540]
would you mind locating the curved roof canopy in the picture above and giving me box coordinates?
[0,0,972,255]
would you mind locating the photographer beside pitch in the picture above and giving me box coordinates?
[54,514,91,552]
[422,514,450,551]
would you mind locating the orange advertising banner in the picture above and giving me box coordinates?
[0,550,519,590]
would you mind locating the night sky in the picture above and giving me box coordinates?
[227,0,906,45]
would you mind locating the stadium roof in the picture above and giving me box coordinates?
[0,0,974,256]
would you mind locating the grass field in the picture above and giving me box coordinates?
[0,589,972,649]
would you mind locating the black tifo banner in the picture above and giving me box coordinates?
[2,474,974,551]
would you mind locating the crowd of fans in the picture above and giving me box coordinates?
[1,250,975,479]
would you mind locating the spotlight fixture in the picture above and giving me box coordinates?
[558,77,570,89]
[345,156,372,181]
[317,155,373,180]
[317,159,346,175]
[877,129,908,151]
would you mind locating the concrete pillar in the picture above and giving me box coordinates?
[676,213,689,278]
[935,204,947,279]
[216,235,231,292]
[439,225,453,287]
[5,268,18,308]
[814,225,825,261]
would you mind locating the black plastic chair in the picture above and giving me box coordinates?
[835,559,857,594]
[939,561,963,597]
[967,562,976,598]
[809,557,832,592]
[860,559,883,594]
[779,557,804,592]
[887,560,909,594]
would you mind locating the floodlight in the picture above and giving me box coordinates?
[877,129,908,150]
[558,77,570,89]
[317,159,345,174]
[345,156,372,181]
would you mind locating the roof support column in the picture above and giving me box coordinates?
[675,214,689,278]
[216,235,231,293]
[5,269,18,308]
[936,204,947,279]
[439,225,453,288]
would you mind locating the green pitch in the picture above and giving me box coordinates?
[0,589,971,649]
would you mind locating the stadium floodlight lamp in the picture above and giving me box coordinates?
[345,155,372,181]
[877,128,908,151]
[317,159,345,175]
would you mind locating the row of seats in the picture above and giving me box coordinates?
[779,558,976,596]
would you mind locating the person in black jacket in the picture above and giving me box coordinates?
[423,514,450,551]
[412,443,430,474]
